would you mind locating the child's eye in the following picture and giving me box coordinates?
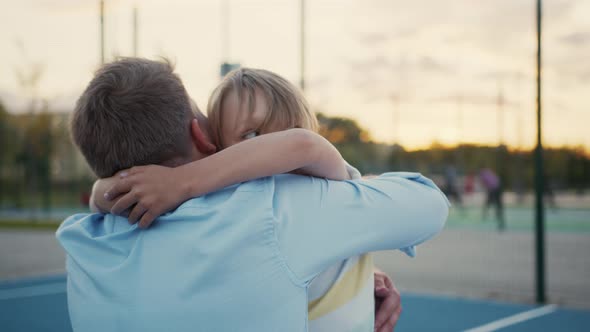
[243,131,259,140]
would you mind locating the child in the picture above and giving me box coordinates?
[92,68,405,331]
[208,68,374,331]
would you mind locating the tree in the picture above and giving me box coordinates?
[316,112,378,173]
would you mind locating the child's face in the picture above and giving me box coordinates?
[219,88,285,149]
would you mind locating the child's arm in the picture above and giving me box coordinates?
[94,128,349,227]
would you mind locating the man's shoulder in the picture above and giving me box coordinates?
[178,175,325,214]
[56,212,133,244]
[167,176,283,215]
[175,175,319,209]
[246,174,320,189]
[271,173,326,187]
[57,212,101,235]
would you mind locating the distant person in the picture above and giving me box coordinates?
[544,174,558,210]
[443,165,462,207]
[464,173,475,195]
[514,176,526,205]
[57,58,449,331]
[79,191,90,207]
[479,168,505,231]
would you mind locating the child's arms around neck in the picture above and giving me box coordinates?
[90,128,349,227]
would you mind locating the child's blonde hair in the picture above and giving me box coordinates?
[207,68,319,148]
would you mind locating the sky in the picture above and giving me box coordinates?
[0,0,588,149]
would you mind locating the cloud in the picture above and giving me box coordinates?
[559,32,590,46]
[428,93,493,106]
[358,33,390,46]
[307,75,333,90]
[348,55,394,72]
[348,55,455,76]
[581,70,590,82]
[21,0,127,14]
[427,93,519,108]
[545,0,578,21]
[39,0,123,8]
[357,27,421,46]
[478,70,528,82]
[417,56,453,74]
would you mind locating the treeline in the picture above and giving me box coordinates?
[0,102,94,209]
[317,113,589,192]
[0,103,588,209]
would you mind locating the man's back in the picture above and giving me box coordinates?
[59,177,309,331]
[58,173,448,332]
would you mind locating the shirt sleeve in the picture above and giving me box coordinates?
[272,172,449,284]
[344,161,362,180]
[344,162,417,257]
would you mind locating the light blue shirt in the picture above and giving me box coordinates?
[57,172,449,332]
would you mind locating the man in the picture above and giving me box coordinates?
[57,58,448,331]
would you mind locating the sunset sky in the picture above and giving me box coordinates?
[1,0,588,149]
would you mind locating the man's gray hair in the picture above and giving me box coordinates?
[71,57,194,178]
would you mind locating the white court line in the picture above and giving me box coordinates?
[463,304,557,332]
[0,282,66,301]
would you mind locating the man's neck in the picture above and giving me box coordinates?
[162,150,209,168]
[161,156,190,168]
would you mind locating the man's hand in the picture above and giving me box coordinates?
[374,269,401,332]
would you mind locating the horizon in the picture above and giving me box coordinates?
[4,106,589,155]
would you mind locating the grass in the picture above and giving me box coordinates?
[0,219,61,230]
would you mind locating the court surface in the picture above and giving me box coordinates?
[1,274,589,332]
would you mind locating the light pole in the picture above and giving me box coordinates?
[133,5,138,57]
[100,0,105,65]
[534,0,546,304]
[300,0,306,91]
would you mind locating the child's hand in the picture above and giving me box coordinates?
[104,165,189,228]
[90,177,119,213]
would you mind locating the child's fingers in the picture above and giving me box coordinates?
[138,211,157,229]
[111,192,139,216]
[128,203,148,224]
[105,178,132,201]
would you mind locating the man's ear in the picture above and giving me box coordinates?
[190,118,217,154]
